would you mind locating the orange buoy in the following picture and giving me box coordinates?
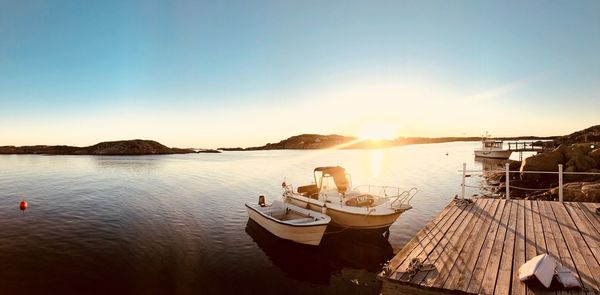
[19,200,28,211]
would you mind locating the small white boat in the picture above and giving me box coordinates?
[245,199,331,246]
[283,166,415,232]
[474,136,512,159]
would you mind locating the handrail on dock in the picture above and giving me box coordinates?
[459,163,600,203]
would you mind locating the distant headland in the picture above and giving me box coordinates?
[0,139,218,155]
[218,134,557,151]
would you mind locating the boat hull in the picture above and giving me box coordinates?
[474,150,512,159]
[245,204,329,246]
[325,206,402,230]
[286,196,406,231]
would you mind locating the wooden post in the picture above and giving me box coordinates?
[461,163,466,200]
[505,163,510,200]
[558,164,563,203]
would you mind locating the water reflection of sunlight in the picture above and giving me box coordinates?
[369,149,384,177]
[233,139,366,181]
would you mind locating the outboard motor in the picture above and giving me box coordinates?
[258,195,266,207]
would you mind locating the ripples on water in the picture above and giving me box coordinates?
[0,142,496,294]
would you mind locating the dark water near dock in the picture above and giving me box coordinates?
[0,142,508,294]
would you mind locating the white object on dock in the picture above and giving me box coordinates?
[555,264,581,288]
[518,254,557,288]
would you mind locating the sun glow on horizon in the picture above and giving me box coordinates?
[357,123,397,141]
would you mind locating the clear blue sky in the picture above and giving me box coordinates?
[1,0,598,148]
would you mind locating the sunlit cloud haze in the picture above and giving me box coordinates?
[1,1,599,148]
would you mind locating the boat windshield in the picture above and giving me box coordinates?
[313,166,351,193]
[483,141,503,148]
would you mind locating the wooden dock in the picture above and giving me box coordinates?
[379,198,600,295]
[507,141,554,152]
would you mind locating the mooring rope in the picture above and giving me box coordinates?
[405,257,436,279]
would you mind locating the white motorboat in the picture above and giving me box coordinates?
[283,166,415,233]
[474,137,512,159]
[245,198,330,246]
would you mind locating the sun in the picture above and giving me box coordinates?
[357,123,397,141]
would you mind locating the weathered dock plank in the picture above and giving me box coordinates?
[443,198,499,291]
[384,202,456,273]
[494,198,517,295]
[466,199,506,294]
[444,198,500,292]
[530,200,554,295]
[392,205,464,282]
[543,201,583,295]
[538,201,567,295]
[479,200,512,294]
[578,202,600,236]
[379,199,600,295]
[427,199,492,288]
[550,202,600,292]
[564,203,600,271]
[407,200,476,284]
[512,199,527,295]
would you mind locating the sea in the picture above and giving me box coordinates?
[0,141,524,294]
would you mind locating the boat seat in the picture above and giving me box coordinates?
[260,208,284,216]
[286,217,315,224]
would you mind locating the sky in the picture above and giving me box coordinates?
[1,0,599,148]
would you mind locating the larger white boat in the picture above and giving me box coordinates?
[474,137,513,159]
[283,166,415,233]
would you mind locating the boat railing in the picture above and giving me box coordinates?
[353,185,418,205]
[283,182,419,206]
[458,162,600,202]
[353,185,399,196]
[390,187,418,209]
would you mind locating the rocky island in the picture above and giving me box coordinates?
[0,139,197,155]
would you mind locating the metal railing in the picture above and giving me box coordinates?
[353,185,402,197]
[390,187,418,208]
[459,163,600,202]
[353,185,417,202]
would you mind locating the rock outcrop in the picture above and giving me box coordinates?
[588,148,600,165]
[520,150,564,181]
[487,125,600,201]
[555,125,600,145]
[0,140,196,155]
[546,181,600,202]
[245,134,357,150]
[520,142,600,180]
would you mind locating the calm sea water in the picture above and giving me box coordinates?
[0,141,514,294]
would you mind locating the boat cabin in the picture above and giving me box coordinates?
[481,140,504,149]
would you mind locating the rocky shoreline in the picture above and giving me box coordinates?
[0,140,198,155]
[484,125,600,202]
